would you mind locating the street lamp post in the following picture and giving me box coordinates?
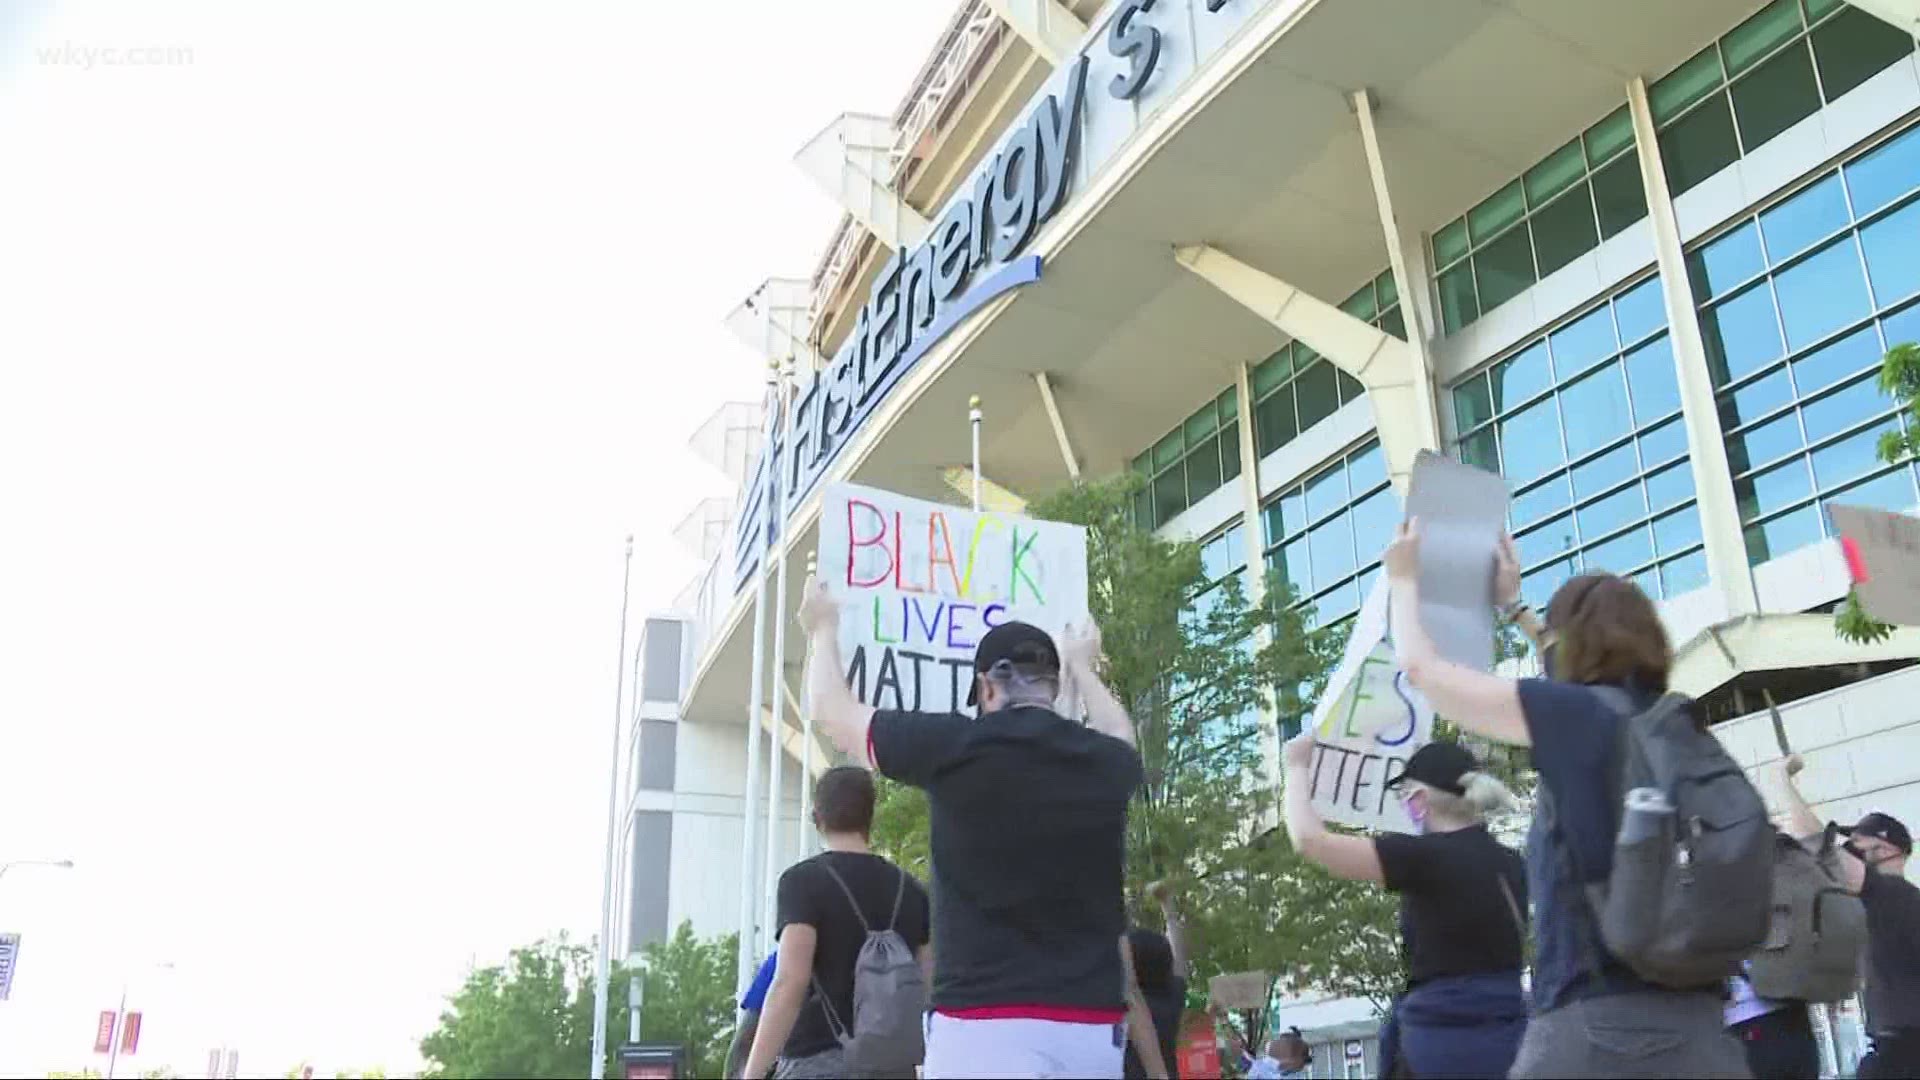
[627,962,646,1043]
[0,858,75,882]
[104,961,173,1080]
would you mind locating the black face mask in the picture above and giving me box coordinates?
[1843,840,1866,862]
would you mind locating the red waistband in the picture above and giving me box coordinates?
[935,1004,1126,1024]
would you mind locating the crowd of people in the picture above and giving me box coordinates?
[721,521,1919,1079]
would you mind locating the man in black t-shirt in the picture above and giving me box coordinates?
[798,579,1142,1079]
[740,766,931,1080]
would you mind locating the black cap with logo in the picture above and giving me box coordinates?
[1839,811,1913,855]
[1383,742,1479,797]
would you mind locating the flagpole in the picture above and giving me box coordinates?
[735,360,779,990]
[760,359,796,956]
[798,549,817,857]
[969,395,983,512]
[589,535,634,1080]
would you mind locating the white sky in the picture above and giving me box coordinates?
[0,2,955,1075]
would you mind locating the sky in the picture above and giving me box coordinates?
[0,2,956,1075]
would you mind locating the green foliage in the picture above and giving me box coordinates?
[1833,342,1914,643]
[417,924,735,1080]
[1835,586,1895,645]
[870,776,930,880]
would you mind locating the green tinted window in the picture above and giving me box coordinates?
[1584,107,1635,166]
[1722,0,1805,76]
[1468,181,1527,244]
[1651,46,1726,124]
[1525,140,1587,206]
[1730,43,1821,151]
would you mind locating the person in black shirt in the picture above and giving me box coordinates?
[741,766,931,1080]
[1121,880,1191,1080]
[798,579,1142,1079]
[1778,754,1920,1080]
[1282,733,1528,1080]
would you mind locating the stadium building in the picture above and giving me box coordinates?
[622,0,1920,1072]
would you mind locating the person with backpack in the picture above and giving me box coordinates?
[1777,754,1920,1079]
[798,579,1141,1079]
[738,765,931,1080]
[1383,523,1756,1078]
[1281,732,1529,1079]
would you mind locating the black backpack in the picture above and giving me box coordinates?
[1746,826,1867,1002]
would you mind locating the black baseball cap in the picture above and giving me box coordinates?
[966,621,1060,707]
[1839,812,1913,855]
[1383,742,1478,797]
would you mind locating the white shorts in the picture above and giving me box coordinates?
[923,1012,1125,1079]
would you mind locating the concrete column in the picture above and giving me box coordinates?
[1233,360,1283,792]
[1351,89,1443,452]
[1626,77,1760,616]
[1034,371,1083,482]
[983,0,1088,65]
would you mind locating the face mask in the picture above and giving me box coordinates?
[1405,794,1430,834]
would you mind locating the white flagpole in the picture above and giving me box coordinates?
[969,394,983,513]
[798,549,817,857]
[734,361,779,991]
[589,536,634,1080]
[760,359,797,957]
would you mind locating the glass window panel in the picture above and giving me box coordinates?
[1433,218,1471,269]
[1646,461,1696,511]
[1262,501,1285,546]
[1221,423,1242,483]
[1578,484,1648,540]
[1720,368,1795,429]
[1251,350,1292,395]
[1340,284,1379,321]
[1723,0,1806,76]
[1454,374,1495,432]
[1593,151,1650,239]
[1224,525,1245,571]
[1281,489,1306,536]
[1804,0,1843,20]
[1640,418,1690,466]
[1572,442,1638,499]
[1131,452,1151,475]
[1522,556,1577,611]
[1625,335,1682,423]
[1273,537,1313,601]
[1185,403,1219,442]
[1336,369,1366,404]
[1727,411,1805,473]
[1379,305,1407,340]
[1586,106,1636,164]
[1348,442,1387,493]
[1813,6,1916,103]
[1792,324,1883,397]
[1551,305,1619,376]
[1652,46,1728,123]
[1460,427,1499,472]
[1313,580,1361,628]
[1438,264,1479,335]
[1474,226,1539,313]
[1689,222,1767,300]
[1531,183,1601,278]
[1860,199,1920,308]
[1187,434,1224,500]
[1585,526,1656,574]
[1802,373,1893,443]
[1517,513,1578,568]
[1760,174,1849,264]
[1662,548,1712,595]
[1560,362,1634,459]
[1662,94,1743,197]
[1848,125,1920,217]
[1305,462,1348,522]
[1307,516,1356,591]
[1775,237,1873,350]
[1494,342,1554,409]
[1823,466,1917,515]
[1349,486,1399,562]
[1153,431,1184,469]
[1254,385,1298,458]
[1735,457,1815,520]
[1218,386,1238,422]
[1201,533,1232,581]
[1526,140,1588,206]
[1357,565,1381,604]
[1295,361,1341,431]
[1745,505,1824,562]
[1377,271,1398,308]
[1653,505,1705,553]
[1733,43,1824,157]
[1882,301,1920,351]
[1703,283,1788,386]
[1152,465,1187,525]
[1501,395,1567,485]
[1468,181,1527,244]
[1614,277,1668,343]
[1811,419,1900,489]
[1513,473,1572,529]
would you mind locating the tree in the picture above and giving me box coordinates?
[1834,340,1917,644]
[417,924,735,1079]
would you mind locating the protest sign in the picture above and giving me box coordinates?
[817,482,1089,715]
[1302,575,1433,833]
[1208,971,1271,1010]
[1829,503,1920,626]
[1404,451,1508,668]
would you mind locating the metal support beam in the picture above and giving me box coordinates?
[1034,372,1082,482]
[1350,89,1443,450]
[1173,243,1431,491]
[725,278,820,371]
[1626,78,1761,617]
[983,0,1088,66]
[795,113,932,252]
[1841,0,1920,34]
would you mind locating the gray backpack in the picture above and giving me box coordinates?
[1575,689,1774,988]
[1747,826,1867,1002]
[813,862,927,1073]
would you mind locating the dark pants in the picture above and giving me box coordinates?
[1859,1030,1920,1080]
[1393,973,1527,1080]
[1730,1005,1818,1080]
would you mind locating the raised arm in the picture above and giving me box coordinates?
[798,579,876,765]
[1063,622,1134,748]
[1147,880,1193,979]
[1389,520,1531,747]
[1282,733,1384,883]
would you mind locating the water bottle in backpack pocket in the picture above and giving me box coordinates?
[1746,826,1867,1003]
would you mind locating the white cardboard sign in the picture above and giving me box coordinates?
[1830,503,1920,626]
